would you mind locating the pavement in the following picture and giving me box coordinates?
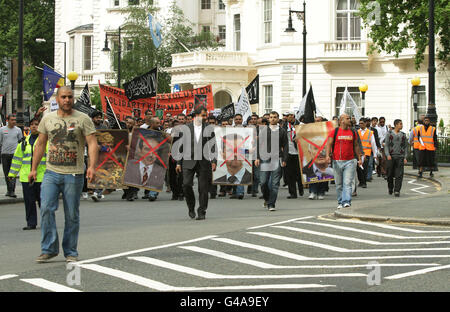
[1,165,449,226]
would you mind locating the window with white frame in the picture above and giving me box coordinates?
[264,85,273,114]
[219,0,225,10]
[335,87,362,117]
[234,14,241,51]
[263,0,272,44]
[114,0,120,6]
[336,0,361,40]
[201,0,211,10]
[202,25,211,33]
[83,36,92,70]
[219,25,226,40]
[69,36,75,71]
[413,85,427,121]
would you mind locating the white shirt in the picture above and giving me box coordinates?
[194,123,202,142]
[376,125,389,145]
[226,166,246,184]
[140,124,150,129]
[359,128,378,157]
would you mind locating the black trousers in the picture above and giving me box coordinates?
[286,154,303,197]
[169,157,183,198]
[183,163,210,216]
[387,157,405,193]
[123,186,139,199]
[1,154,16,193]
[22,181,41,227]
[357,156,369,186]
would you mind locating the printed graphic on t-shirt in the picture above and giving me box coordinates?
[337,135,353,140]
[47,120,80,167]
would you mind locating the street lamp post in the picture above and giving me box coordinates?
[285,1,307,97]
[359,84,368,116]
[17,0,24,127]
[36,38,67,86]
[67,71,78,91]
[427,0,437,125]
[102,27,122,88]
[411,77,421,125]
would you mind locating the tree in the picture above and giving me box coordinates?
[0,0,55,110]
[358,0,449,69]
[117,0,220,93]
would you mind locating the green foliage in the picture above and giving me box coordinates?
[0,0,55,110]
[116,0,220,93]
[90,86,102,111]
[358,0,449,69]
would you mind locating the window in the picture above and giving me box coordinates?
[83,36,92,70]
[69,36,75,71]
[336,0,361,40]
[114,0,120,6]
[201,0,211,10]
[264,85,273,114]
[263,0,272,44]
[219,0,225,10]
[219,25,226,40]
[202,25,211,33]
[413,85,427,122]
[128,0,139,5]
[234,14,241,51]
[126,39,133,52]
[335,87,362,117]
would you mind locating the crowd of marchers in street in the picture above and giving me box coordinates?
[0,86,438,263]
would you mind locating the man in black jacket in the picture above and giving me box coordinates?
[284,112,304,198]
[175,106,216,220]
[255,111,288,211]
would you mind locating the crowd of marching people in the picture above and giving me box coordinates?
[0,86,438,262]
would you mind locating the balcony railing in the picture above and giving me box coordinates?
[171,51,249,68]
[319,40,368,60]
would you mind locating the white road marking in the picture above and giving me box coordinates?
[249,232,450,253]
[76,235,217,264]
[0,274,18,280]
[295,221,450,239]
[213,237,450,261]
[384,264,450,280]
[316,218,450,233]
[21,278,82,292]
[129,256,366,279]
[246,216,314,230]
[408,178,430,195]
[274,225,450,245]
[180,246,440,269]
[78,263,334,291]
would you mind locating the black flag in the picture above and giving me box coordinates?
[105,96,124,129]
[123,67,157,101]
[246,75,259,104]
[74,83,96,116]
[303,85,316,124]
[217,103,235,122]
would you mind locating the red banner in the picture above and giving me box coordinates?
[99,83,214,121]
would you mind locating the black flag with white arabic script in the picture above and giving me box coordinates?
[105,96,124,129]
[246,75,259,104]
[123,67,157,101]
[74,83,97,116]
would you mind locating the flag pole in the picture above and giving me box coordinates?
[105,96,122,129]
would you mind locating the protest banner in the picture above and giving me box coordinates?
[88,129,129,189]
[99,83,214,122]
[296,120,337,184]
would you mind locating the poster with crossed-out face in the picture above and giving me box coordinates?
[88,130,129,189]
[296,121,337,185]
[122,128,171,192]
[212,127,256,186]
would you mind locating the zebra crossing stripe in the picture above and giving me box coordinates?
[384,264,450,280]
[128,256,366,279]
[274,225,450,245]
[246,216,315,230]
[180,246,440,269]
[295,221,450,240]
[0,274,18,280]
[249,232,450,253]
[214,237,450,261]
[21,278,82,292]
[77,263,334,291]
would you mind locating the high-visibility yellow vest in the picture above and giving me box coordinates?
[8,135,48,183]
[358,129,373,157]
[412,126,421,149]
[418,125,436,151]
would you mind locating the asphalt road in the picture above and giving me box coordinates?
[1,174,447,293]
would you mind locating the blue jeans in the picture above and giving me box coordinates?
[309,182,327,196]
[149,190,159,198]
[259,162,282,207]
[40,170,84,257]
[252,163,260,194]
[233,185,244,195]
[367,154,374,180]
[333,159,356,206]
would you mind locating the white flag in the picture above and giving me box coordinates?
[235,87,252,125]
[339,87,362,123]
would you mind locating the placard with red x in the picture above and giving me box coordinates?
[297,121,335,169]
[95,139,125,171]
[134,130,170,169]
[220,135,252,167]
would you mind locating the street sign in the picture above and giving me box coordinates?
[173,84,181,93]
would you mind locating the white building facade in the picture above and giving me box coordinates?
[168,0,449,131]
